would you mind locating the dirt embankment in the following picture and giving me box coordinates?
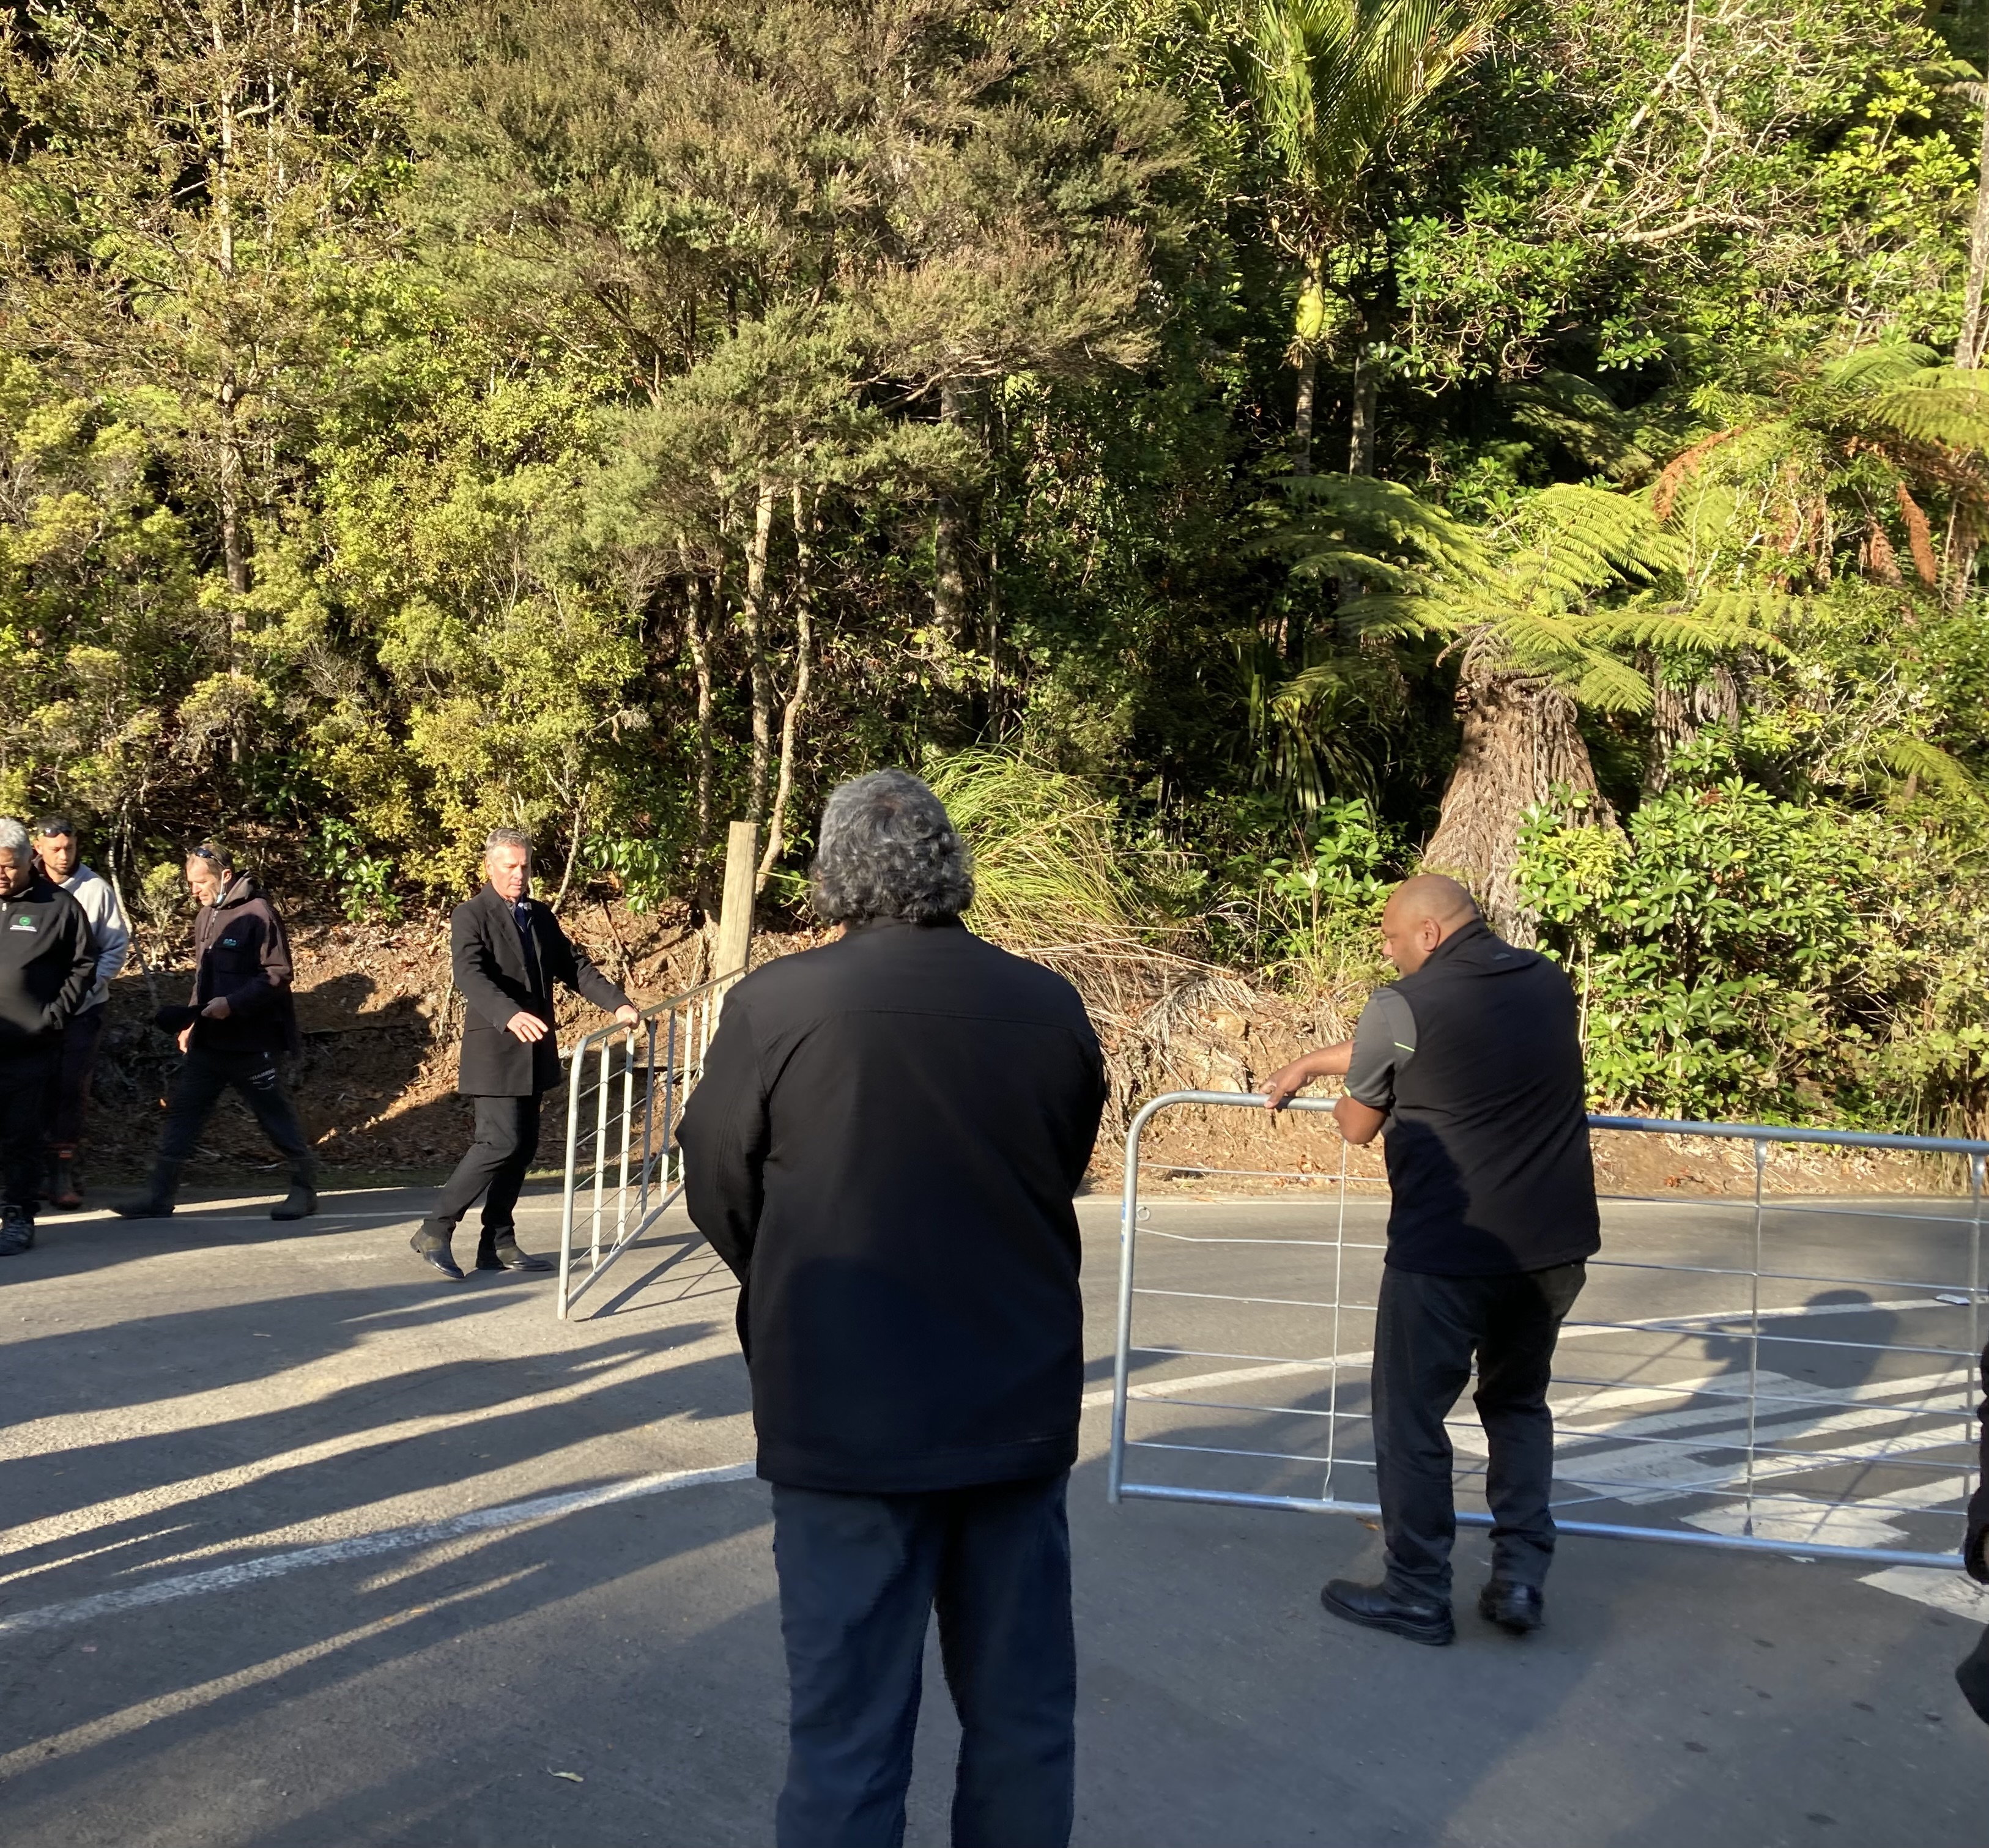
[75,900,1960,1200]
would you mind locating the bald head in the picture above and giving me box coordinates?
[1379,874,1480,974]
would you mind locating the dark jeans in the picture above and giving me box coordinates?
[2,1048,56,1212]
[1372,1260,1587,1602]
[41,1003,107,1149]
[771,1471,1076,1848]
[431,1093,542,1242]
[158,1048,314,1175]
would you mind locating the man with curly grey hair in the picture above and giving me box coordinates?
[680,769,1106,1848]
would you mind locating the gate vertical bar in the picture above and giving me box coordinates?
[660,1005,681,1193]
[556,1039,587,1320]
[636,1016,656,1225]
[1322,1135,1349,1497]
[614,1024,636,1251]
[590,1039,612,1266]
[1109,1102,1156,1503]
[1971,1153,1985,1504]
[1743,1137,1765,1536]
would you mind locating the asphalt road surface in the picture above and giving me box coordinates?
[1,1180,1984,1847]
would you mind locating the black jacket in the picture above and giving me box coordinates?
[677,918,1107,1494]
[188,874,302,1056]
[1968,1340,1988,1583]
[0,874,97,1054]
[451,884,629,1096]
[1377,919,1600,1275]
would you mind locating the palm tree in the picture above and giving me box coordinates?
[1245,0,1502,473]
[1269,475,1785,934]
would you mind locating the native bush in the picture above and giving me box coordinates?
[1517,765,1989,1131]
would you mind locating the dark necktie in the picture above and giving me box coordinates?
[511,900,544,996]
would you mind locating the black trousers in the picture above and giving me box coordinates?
[431,1093,542,1243]
[770,1471,1076,1848]
[1372,1260,1587,1601]
[41,1003,107,1149]
[2,1048,56,1212]
[158,1048,315,1175]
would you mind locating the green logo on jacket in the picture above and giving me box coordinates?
[7,914,34,931]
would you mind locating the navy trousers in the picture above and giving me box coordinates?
[770,1470,1076,1848]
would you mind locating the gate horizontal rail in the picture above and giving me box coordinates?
[555,972,739,1321]
[1108,1092,1985,1573]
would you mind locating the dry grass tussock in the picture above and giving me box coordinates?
[927,752,1361,1131]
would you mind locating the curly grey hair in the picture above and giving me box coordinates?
[0,817,31,859]
[810,771,974,925]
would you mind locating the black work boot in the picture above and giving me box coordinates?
[48,1148,83,1211]
[1320,1578,1455,1646]
[1478,1580,1546,1635]
[410,1219,465,1280]
[0,1203,34,1256]
[270,1160,317,1222]
[114,1161,181,1220]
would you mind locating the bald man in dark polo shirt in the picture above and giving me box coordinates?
[1264,874,1598,1647]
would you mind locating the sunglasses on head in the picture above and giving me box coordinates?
[188,843,231,869]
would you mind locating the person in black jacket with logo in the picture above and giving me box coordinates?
[410,827,635,1280]
[0,818,98,1254]
[1264,873,1599,1647]
[119,843,318,1222]
[678,769,1106,1848]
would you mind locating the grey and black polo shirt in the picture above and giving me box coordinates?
[1344,918,1599,1277]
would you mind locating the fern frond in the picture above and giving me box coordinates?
[1861,372,1989,456]
[1822,343,1943,394]
[1874,736,1987,804]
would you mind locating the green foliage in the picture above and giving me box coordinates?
[1518,763,1989,1131]
[1,0,1985,1133]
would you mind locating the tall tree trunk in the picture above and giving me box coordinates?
[739,475,779,824]
[1950,91,1989,606]
[1643,662,1738,794]
[1957,82,1989,372]
[681,551,715,868]
[933,379,972,643]
[1291,248,1325,475]
[1292,347,1318,478]
[1422,668,1615,944]
[1347,334,1378,476]
[759,484,818,889]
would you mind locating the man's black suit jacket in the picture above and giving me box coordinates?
[451,883,629,1096]
[677,917,1107,1495]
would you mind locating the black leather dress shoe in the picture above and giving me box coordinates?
[410,1228,464,1280]
[1478,1581,1545,1635]
[478,1238,553,1273]
[1320,1578,1454,1646]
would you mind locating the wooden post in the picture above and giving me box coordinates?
[714,819,760,978]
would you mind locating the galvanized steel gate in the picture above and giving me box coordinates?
[1108,1092,1985,1572]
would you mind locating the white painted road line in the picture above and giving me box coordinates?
[0,1462,758,1641]
[0,1568,547,1781]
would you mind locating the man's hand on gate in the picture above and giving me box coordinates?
[1261,1043,1353,1109]
[613,1003,639,1027]
[506,1010,549,1043]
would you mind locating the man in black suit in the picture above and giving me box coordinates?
[678,769,1106,1848]
[412,827,637,1281]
